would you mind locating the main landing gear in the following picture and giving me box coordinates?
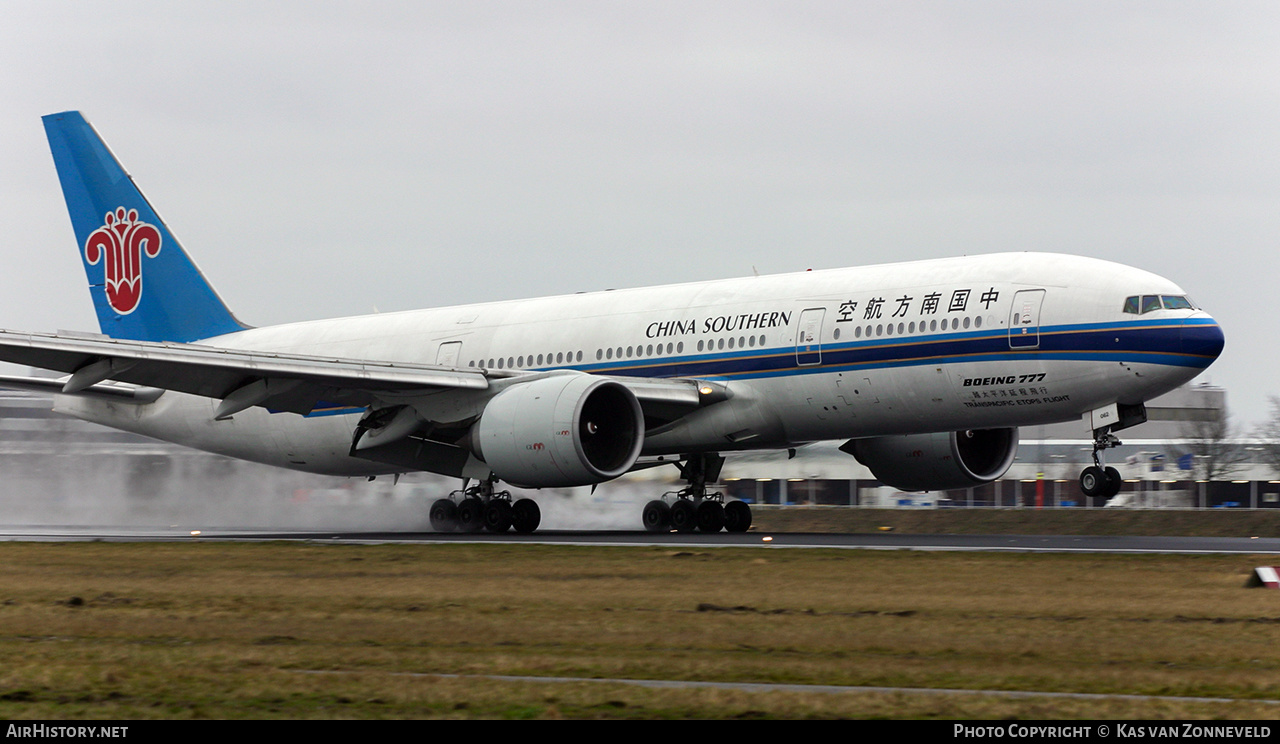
[1079,427,1123,505]
[642,453,752,534]
[429,478,541,534]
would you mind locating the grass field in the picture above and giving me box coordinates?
[1,540,1279,719]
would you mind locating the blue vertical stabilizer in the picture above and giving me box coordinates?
[43,111,248,342]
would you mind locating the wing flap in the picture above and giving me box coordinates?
[0,373,163,402]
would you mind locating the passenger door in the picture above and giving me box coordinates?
[795,308,825,366]
[1008,290,1045,349]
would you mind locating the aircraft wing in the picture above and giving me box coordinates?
[0,329,705,420]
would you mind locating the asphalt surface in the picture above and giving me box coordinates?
[3,527,1280,554]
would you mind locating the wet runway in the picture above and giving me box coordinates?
[3,526,1280,554]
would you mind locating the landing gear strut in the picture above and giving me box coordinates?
[642,453,752,533]
[429,478,541,534]
[1079,428,1123,504]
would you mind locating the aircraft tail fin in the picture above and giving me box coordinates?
[42,111,248,342]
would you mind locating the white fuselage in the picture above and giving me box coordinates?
[56,252,1220,478]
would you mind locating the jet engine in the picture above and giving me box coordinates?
[471,374,645,488]
[840,428,1018,492]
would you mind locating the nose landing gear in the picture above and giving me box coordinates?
[1080,428,1123,504]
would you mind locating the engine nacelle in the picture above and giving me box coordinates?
[840,428,1018,492]
[472,374,645,488]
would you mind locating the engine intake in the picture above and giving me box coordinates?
[472,374,644,488]
[840,428,1018,492]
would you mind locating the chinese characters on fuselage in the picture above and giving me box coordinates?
[836,288,1000,323]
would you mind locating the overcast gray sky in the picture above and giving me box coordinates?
[2,2,1276,425]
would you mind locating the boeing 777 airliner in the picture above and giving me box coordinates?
[0,112,1224,533]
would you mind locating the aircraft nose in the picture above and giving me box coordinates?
[1181,314,1224,367]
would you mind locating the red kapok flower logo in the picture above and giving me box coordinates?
[84,207,162,315]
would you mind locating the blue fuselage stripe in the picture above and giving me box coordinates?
[575,319,1219,381]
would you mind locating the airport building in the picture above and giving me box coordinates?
[0,381,1271,531]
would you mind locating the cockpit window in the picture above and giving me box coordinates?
[1124,294,1196,314]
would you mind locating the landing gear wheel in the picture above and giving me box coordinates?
[1104,467,1123,499]
[429,499,458,532]
[724,500,752,533]
[512,499,541,534]
[642,500,671,532]
[456,497,486,533]
[1080,466,1105,499]
[696,500,725,533]
[484,500,513,533]
[670,500,698,533]
[655,453,728,534]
